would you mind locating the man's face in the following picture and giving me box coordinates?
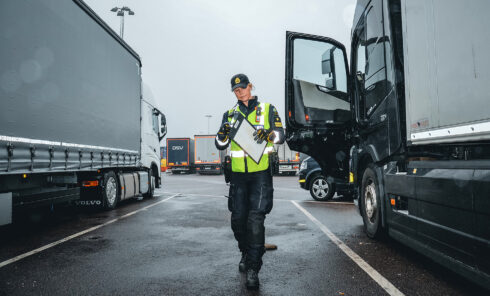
[233,84,252,102]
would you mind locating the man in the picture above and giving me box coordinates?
[215,73,284,290]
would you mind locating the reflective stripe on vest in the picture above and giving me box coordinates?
[228,102,274,173]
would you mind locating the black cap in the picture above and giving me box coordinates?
[230,74,250,91]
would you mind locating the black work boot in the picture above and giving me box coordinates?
[239,253,247,272]
[246,269,259,290]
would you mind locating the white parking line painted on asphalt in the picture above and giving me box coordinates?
[164,192,353,205]
[162,191,301,202]
[0,194,180,269]
[301,200,354,206]
[291,200,405,296]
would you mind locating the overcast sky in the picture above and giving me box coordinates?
[85,0,356,140]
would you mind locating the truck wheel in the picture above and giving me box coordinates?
[360,165,383,238]
[309,175,335,201]
[144,170,155,198]
[102,171,119,210]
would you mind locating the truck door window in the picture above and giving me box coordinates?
[152,112,159,135]
[292,38,350,125]
[364,3,388,116]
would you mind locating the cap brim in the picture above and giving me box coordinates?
[231,83,249,91]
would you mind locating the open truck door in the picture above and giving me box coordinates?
[285,31,352,181]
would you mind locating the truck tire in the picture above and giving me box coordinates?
[144,170,155,198]
[309,175,335,201]
[360,164,383,238]
[102,171,119,210]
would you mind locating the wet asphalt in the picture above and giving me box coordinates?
[0,174,488,295]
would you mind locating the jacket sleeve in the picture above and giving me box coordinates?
[269,104,285,144]
[215,111,230,150]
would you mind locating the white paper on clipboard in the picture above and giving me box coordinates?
[230,116,267,164]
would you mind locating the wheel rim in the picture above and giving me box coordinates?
[312,178,329,198]
[364,179,377,224]
[106,176,117,205]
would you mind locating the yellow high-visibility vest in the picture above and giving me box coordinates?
[228,103,274,173]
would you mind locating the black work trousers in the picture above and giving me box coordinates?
[228,170,273,271]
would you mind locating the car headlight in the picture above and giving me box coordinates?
[300,161,307,171]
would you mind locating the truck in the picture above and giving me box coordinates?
[194,135,224,175]
[275,141,301,175]
[284,0,490,288]
[0,0,166,225]
[160,146,167,172]
[167,138,195,174]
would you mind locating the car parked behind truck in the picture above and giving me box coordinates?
[0,0,166,226]
[284,0,490,289]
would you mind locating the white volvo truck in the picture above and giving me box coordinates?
[0,0,166,225]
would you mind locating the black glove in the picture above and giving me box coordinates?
[217,122,231,141]
[254,128,275,144]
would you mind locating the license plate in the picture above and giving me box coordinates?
[280,165,291,169]
[205,167,211,170]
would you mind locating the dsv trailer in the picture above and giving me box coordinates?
[0,0,166,225]
[167,138,195,174]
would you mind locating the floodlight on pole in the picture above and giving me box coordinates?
[205,115,212,134]
[110,6,135,39]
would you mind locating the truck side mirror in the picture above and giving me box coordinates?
[321,48,336,90]
[356,71,364,83]
[159,114,167,141]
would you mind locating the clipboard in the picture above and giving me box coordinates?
[228,113,268,164]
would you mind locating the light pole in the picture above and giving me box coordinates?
[205,115,212,134]
[110,6,135,39]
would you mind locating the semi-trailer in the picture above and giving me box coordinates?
[194,135,224,175]
[284,0,490,288]
[275,141,300,175]
[167,138,195,174]
[0,0,166,226]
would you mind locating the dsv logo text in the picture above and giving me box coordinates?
[172,146,184,150]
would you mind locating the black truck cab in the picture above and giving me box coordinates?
[285,0,490,289]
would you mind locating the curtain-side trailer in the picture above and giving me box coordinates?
[0,0,166,225]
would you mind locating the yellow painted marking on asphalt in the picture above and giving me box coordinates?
[291,200,405,296]
[0,194,180,269]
